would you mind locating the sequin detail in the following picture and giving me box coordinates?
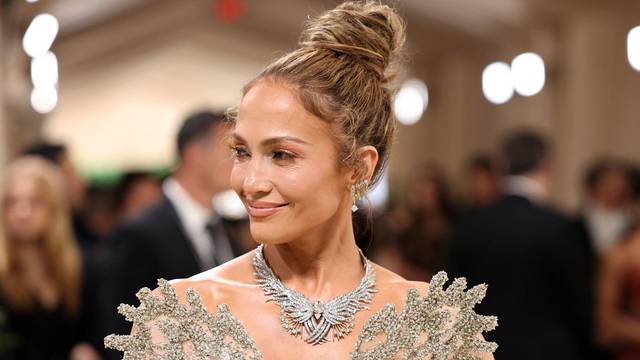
[105,272,497,359]
[104,279,262,360]
[351,271,498,360]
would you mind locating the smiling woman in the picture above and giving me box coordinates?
[105,2,498,359]
[229,81,358,244]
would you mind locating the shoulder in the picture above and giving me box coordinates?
[603,233,640,272]
[370,263,429,306]
[163,251,258,308]
[371,263,488,301]
[537,205,570,225]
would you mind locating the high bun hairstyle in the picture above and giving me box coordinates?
[237,1,406,187]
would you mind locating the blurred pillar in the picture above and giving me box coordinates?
[554,2,640,210]
[0,1,45,165]
[0,1,8,166]
[390,52,484,197]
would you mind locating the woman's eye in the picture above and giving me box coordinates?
[271,151,295,162]
[231,146,250,160]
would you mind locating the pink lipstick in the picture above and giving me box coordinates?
[247,200,288,218]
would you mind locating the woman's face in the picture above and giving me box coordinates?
[3,176,51,244]
[230,80,351,245]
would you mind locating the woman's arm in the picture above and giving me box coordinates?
[597,239,640,346]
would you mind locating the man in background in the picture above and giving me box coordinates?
[98,110,242,358]
[579,159,633,256]
[449,131,594,360]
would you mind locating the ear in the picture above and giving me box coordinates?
[349,145,379,183]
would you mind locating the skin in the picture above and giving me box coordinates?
[174,123,234,209]
[597,229,640,348]
[165,80,494,359]
[590,169,632,210]
[4,177,50,245]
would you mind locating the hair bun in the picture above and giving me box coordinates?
[300,1,405,82]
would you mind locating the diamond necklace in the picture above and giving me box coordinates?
[253,244,377,345]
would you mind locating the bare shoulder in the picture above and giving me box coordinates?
[370,263,429,306]
[162,250,259,309]
[602,239,633,274]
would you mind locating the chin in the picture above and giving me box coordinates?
[249,221,295,245]
[11,233,41,244]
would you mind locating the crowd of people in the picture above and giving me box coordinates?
[0,111,254,359]
[0,110,639,359]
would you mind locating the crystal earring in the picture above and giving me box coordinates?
[351,179,369,213]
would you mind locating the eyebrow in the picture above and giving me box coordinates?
[232,133,311,146]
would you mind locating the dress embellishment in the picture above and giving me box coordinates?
[105,272,498,359]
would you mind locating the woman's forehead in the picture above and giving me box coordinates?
[236,82,331,142]
[6,176,38,195]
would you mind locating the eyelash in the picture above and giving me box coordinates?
[270,150,295,162]
[230,146,250,161]
[230,146,297,163]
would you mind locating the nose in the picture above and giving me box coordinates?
[242,159,272,200]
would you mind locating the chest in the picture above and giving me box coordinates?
[219,289,400,359]
[23,268,59,309]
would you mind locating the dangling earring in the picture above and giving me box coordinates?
[351,179,369,213]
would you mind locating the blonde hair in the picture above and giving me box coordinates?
[236,1,405,186]
[0,156,82,315]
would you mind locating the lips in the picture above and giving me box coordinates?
[246,200,289,218]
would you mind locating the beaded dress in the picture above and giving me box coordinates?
[105,269,497,360]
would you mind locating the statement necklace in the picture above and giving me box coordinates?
[253,244,376,345]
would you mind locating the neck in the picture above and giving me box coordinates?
[262,207,364,300]
[505,173,549,202]
[173,170,215,209]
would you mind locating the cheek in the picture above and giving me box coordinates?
[4,205,49,238]
[32,206,50,229]
[277,162,347,223]
[246,161,348,244]
[230,164,246,195]
[4,204,23,225]
[3,209,17,230]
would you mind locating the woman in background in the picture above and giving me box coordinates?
[397,164,456,279]
[0,157,98,360]
[372,164,456,281]
[598,227,640,359]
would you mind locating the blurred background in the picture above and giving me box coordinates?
[1,0,640,359]
[1,0,639,208]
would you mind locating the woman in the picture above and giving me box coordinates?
[0,157,98,359]
[597,227,640,359]
[387,164,456,280]
[106,2,497,359]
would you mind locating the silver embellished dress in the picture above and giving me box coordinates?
[105,271,498,359]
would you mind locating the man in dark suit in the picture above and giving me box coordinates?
[98,111,241,357]
[449,131,595,360]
